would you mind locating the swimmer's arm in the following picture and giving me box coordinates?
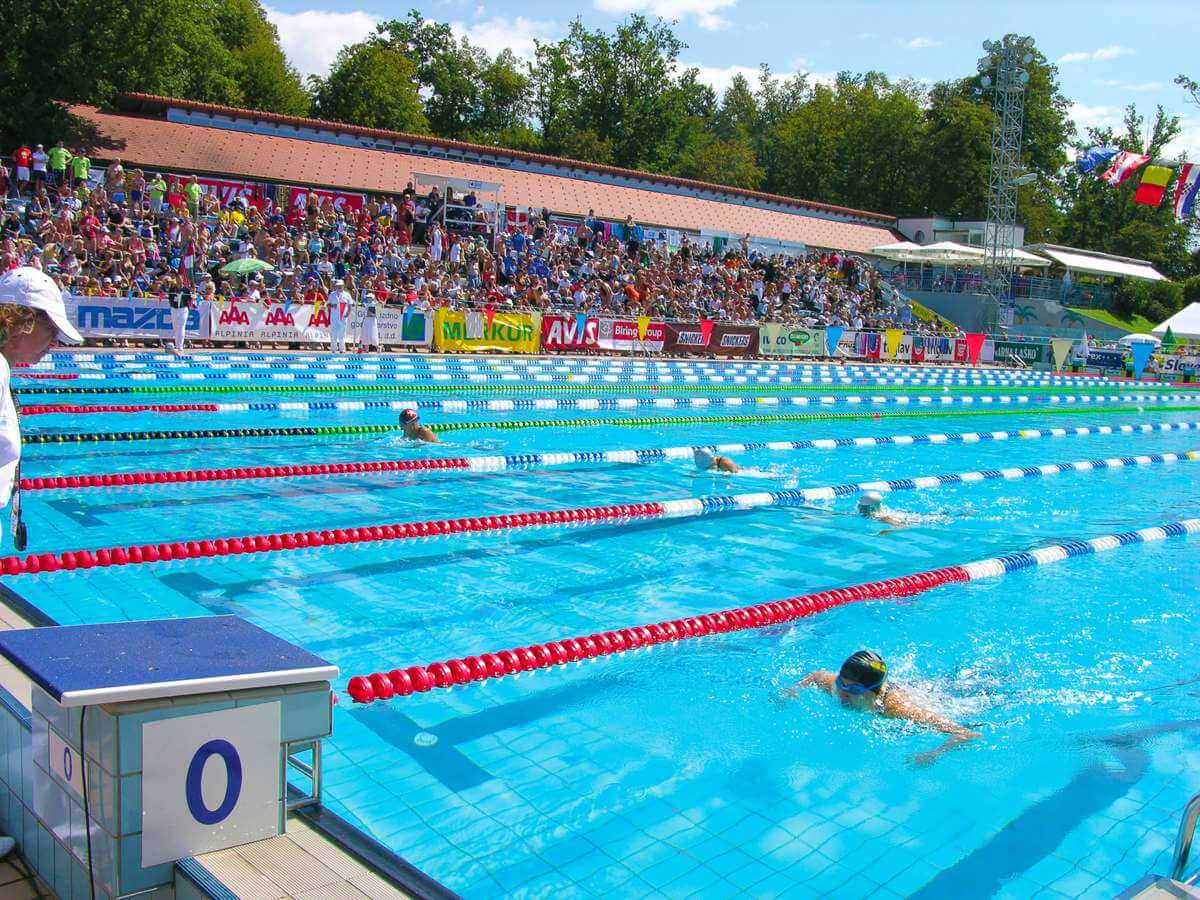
[882,691,981,765]
[776,670,834,701]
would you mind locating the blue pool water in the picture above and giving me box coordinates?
[6,352,1200,898]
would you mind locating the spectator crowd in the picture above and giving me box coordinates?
[1,139,958,343]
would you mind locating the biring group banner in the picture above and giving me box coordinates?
[209,302,432,346]
[596,317,667,353]
[433,309,541,353]
[65,294,212,340]
[540,313,599,351]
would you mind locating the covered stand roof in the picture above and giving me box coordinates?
[1153,303,1200,340]
[67,97,902,253]
[1025,244,1165,282]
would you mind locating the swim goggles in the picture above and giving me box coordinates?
[835,675,884,695]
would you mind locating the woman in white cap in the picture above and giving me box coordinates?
[693,447,739,473]
[0,267,83,551]
[857,491,905,528]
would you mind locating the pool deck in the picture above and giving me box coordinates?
[0,600,412,900]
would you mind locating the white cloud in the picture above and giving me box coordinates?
[1070,101,1124,132]
[1058,44,1135,64]
[687,62,835,95]
[902,37,941,50]
[265,7,379,79]
[1164,116,1200,161]
[790,56,810,70]
[450,15,559,59]
[593,0,737,31]
[1094,79,1164,92]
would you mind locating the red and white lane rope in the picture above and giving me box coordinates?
[2,450,1194,576]
[21,419,1200,493]
[345,518,1200,702]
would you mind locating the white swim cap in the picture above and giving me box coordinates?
[694,448,717,470]
[858,490,884,510]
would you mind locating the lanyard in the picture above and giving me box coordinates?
[8,387,25,551]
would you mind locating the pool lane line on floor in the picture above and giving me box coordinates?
[22,404,1200,446]
[3,449,1195,576]
[22,420,1200,492]
[18,392,1200,418]
[344,517,1200,702]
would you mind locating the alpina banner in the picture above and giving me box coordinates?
[209,302,430,346]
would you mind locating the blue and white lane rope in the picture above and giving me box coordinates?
[655,450,1198,514]
[40,391,1200,416]
[466,421,1200,471]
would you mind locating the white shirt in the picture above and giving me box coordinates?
[31,151,48,172]
[328,289,352,323]
[0,356,21,507]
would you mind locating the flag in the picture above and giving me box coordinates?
[884,329,903,359]
[1051,338,1074,371]
[1077,146,1119,174]
[1173,163,1200,222]
[1129,341,1155,381]
[965,332,986,365]
[1134,165,1173,206]
[1099,151,1150,186]
[825,326,844,356]
[1162,325,1177,351]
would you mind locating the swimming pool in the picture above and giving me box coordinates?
[7,352,1200,898]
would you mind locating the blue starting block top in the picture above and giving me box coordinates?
[0,616,338,707]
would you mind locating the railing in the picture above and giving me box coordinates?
[881,269,1115,309]
[1171,792,1200,882]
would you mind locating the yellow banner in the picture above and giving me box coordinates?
[434,308,542,353]
[637,316,650,341]
[884,329,904,359]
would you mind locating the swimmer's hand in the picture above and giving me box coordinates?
[907,731,980,768]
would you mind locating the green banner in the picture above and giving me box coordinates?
[993,340,1045,365]
[759,324,824,357]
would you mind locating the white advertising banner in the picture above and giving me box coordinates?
[209,302,432,346]
[65,294,212,340]
[141,703,281,867]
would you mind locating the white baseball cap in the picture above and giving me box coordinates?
[0,267,82,344]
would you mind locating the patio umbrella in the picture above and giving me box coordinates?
[220,258,274,275]
[1118,333,1161,346]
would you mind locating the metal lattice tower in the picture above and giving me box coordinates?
[979,40,1032,329]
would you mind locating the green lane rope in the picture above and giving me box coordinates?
[25,404,1200,444]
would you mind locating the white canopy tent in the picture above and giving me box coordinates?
[1153,303,1200,340]
[1025,244,1166,282]
[871,241,924,262]
[871,241,1050,268]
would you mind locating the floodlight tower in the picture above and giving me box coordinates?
[978,39,1033,330]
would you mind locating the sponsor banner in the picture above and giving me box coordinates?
[596,318,666,353]
[196,176,267,208]
[709,324,759,357]
[758,324,824,358]
[836,329,860,358]
[663,321,709,354]
[1160,354,1200,376]
[288,186,365,214]
[434,309,541,353]
[541,314,598,351]
[1086,348,1126,372]
[920,336,961,363]
[992,340,1044,366]
[209,302,431,346]
[65,294,212,339]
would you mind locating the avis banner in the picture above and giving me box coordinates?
[541,314,598,350]
[758,324,824,357]
[434,309,541,353]
[596,318,666,353]
[287,186,366,214]
[65,294,212,339]
[209,302,431,346]
[196,177,267,208]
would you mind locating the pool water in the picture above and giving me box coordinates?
[7,352,1200,898]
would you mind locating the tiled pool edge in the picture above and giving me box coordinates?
[0,581,457,900]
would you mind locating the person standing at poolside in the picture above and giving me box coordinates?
[328,278,352,353]
[399,409,440,443]
[794,650,980,766]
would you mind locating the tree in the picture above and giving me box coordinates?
[310,41,428,133]
[673,129,764,189]
[212,0,310,116]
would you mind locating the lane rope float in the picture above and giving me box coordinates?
[3,449,1195,576]
[18,392,1200,417]
[345,518,1200,702]
[23,420,1200,492]
[22,404,1200,445]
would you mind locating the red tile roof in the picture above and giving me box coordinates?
[70,101,901,252]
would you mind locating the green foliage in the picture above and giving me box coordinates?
[1113,278,1185,325]
[310,42,428,133]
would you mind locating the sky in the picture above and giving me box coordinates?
[263,0,1200,159]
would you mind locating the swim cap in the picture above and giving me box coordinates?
[400,409,419,425]
[693,448,717,470]
[838,650,888,691]
[857,490,883,511]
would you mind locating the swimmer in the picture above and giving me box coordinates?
[796,650,980,766]
[856,491,905,528]
[694,448,739,473]
[399,409,440,444]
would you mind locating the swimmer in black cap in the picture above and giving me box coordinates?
[797,650,980,765]
[694,447,739,473]
[399,409,440,444]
